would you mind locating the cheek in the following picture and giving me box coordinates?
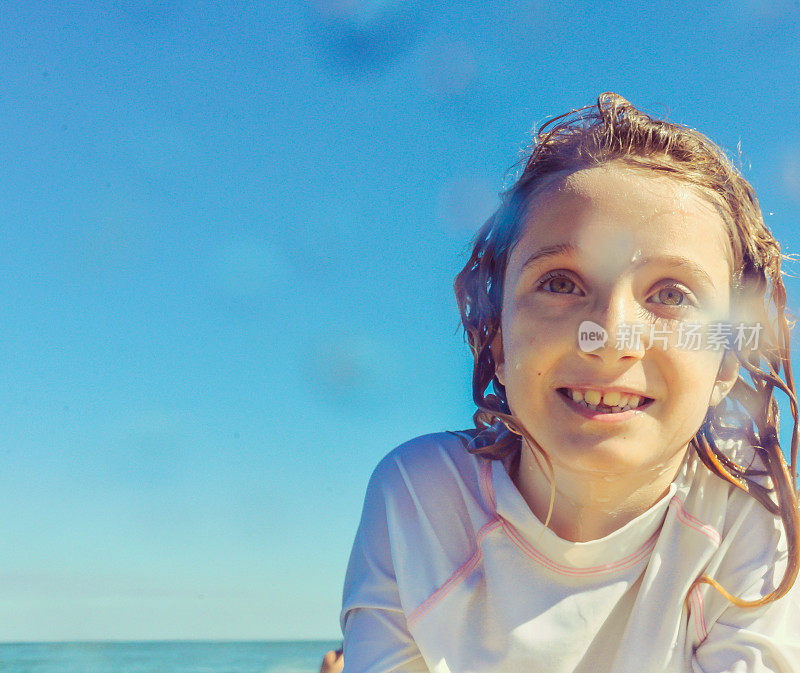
[663,349,721,408]
[503,322,570,381]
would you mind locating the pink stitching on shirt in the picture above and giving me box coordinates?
[669,496,721,546]
[689,584,709,641]
[406,518,503,627]
[477,459,718,583]
[502,520,660,576]
[480,458,658,576]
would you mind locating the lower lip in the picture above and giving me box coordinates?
[556,390,654,423]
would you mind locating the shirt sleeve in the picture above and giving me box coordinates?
[340,458,430,673]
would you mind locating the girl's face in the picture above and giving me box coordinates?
[494,163,739,476]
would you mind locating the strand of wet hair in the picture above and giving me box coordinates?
[690,280,799,609]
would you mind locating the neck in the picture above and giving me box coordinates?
[511,441,689,542]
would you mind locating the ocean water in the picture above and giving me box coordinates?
[0,641,342,673]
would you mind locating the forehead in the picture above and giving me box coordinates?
[508,163,732,280]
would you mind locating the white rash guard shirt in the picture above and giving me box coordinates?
[340,422,800,673]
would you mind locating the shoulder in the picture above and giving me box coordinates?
[714,436,781,545]
[367,429,496,559]
[370,429,483,494]
[364,429,492,532]
[680,435,776,532]
[346,429,496,616]
[684,436,791,604]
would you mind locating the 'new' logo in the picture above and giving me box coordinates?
[578,321,608,352]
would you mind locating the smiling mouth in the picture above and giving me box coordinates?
[556,387,654,414]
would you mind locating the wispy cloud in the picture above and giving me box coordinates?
[303,0,426,75]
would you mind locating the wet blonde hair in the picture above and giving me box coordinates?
[452,92,799,609]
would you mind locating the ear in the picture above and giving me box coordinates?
[709,350,739,407]
[490,327,505,387]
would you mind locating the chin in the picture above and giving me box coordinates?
[549,440,655,473]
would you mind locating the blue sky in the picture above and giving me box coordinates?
[1,0,800,642]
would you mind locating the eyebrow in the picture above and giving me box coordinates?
[519,242,579,274]
[636,255,717,289]
[518,244,717,290]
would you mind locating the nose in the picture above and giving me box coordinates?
[579,288,647,364]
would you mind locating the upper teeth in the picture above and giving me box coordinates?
[569,389,642,409]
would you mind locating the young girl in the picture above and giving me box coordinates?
[339,93,800,672]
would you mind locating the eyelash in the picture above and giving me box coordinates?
[535,271,697,309]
